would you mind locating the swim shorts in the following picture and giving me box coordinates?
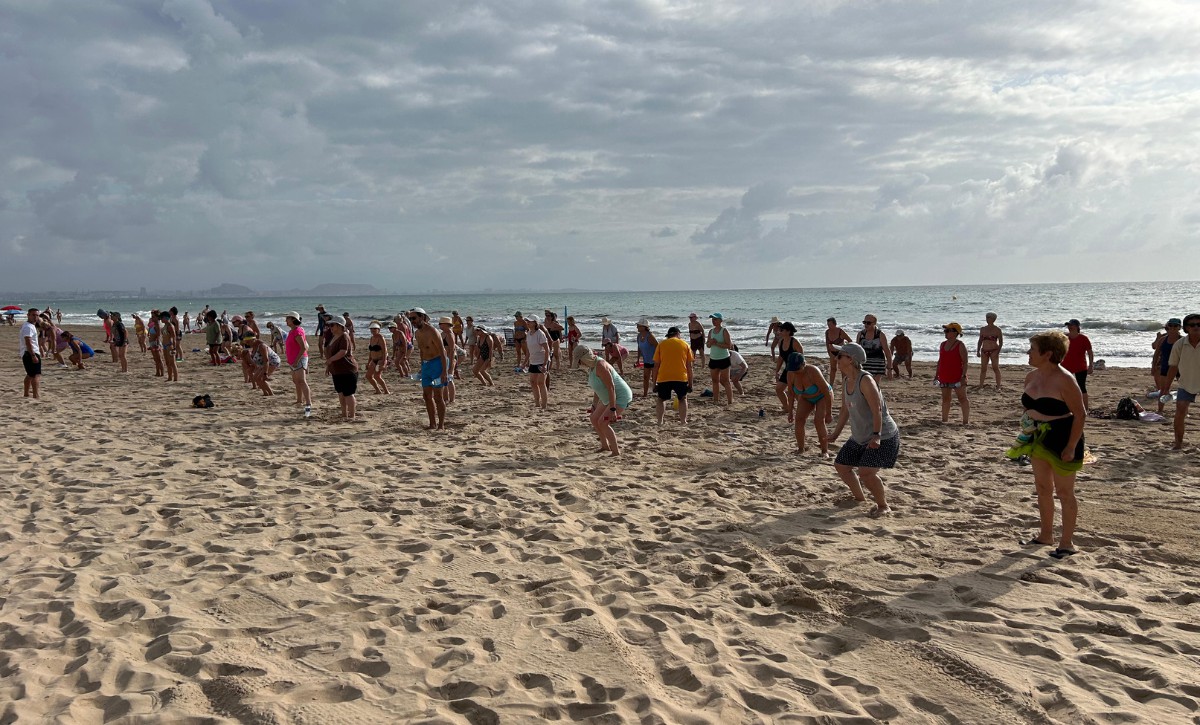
[690,337,704,353]
[528,364,544,374]
[709,357,731,370]
[1177,388,1197,403]
[332,372,358,396]
[22,352,41,377]
[421,357,446,388]
[290,356,309,372]
[1074,371,1088,393]
[656,381,689,401]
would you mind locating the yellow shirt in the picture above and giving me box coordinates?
[653,337,693,382]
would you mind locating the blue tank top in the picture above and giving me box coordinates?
[1160,338,1175,375]
[638,333,657,363]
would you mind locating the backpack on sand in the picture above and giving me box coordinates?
[1115,397,1138,420]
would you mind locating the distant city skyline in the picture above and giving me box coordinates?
[3,2,1198,293]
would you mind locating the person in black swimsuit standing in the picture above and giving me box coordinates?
[1006,330,1086,559]
[365,322,391,395]
[773,322,803,415]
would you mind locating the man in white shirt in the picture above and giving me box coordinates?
[1162,312,1200,450]
[20,308,42,398]
[729,347,749,395]
[525,317,551,410]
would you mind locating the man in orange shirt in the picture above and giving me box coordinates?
[652,326,694,424]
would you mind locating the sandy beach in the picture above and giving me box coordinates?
[2,325,1198,724]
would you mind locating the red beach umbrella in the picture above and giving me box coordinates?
[1,305,22,311]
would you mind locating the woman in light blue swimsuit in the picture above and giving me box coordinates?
[786,352,834,456]
[573,344,633,456]
[635,319,658,398]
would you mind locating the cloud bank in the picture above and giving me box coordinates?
[2,0,1198,292]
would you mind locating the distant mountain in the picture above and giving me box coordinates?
[304,283,385,297]
[196,282,387,298]
[205,283,257,297]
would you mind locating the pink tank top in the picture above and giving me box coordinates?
[285,327,307,366]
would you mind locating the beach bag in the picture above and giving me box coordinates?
[1115,397,1138,420]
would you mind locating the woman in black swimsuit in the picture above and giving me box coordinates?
[1006,330,1085,559]
[365,322,391,394]
[773,322,803,414]
[472,326,497,386]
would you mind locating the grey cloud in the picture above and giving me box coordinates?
[1,0,1198,292]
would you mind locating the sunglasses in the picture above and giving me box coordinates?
[862,320,875,325]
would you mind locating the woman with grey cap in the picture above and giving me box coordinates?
[471,324,498,386]
[829,342,899,517]
[365,321,391,395]
[324,315,359,420]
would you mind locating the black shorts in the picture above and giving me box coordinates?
[709,357,731,370]
[642,362,654,369]
[528,364,544,374]
[690,337,704,353]
[656,381,689,401]
[1074,370,1088,393]
[332,372,358,396]
[22,352,42,377]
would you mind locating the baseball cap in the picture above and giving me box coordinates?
[410,307,427,317]
[710,313,723,320]
[1065,319,1081,327]
[895,329,906,336]
[833,342,867,365]
[1166,318,1182,327]
[637,318,649,327]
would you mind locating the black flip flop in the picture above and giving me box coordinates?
[1024,538,1053,547]
[1049,548,1077,560]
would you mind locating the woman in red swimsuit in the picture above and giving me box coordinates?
[936,322,970,425]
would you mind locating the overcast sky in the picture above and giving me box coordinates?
[2,0,1198,293]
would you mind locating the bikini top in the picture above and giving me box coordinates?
[368,344,382,352]
[1022,393,1070,417]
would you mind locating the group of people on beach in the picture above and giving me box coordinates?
[17,302,1200,558]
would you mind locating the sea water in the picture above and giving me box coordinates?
[11,281,1198,367]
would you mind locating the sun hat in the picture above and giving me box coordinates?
[439,316,452,325]
[637,318,649,327]
[688,313,698,319]
[895,329,906,336]
[369,322,381,329]
[286,311,302,322]
[231,315,244,324]
[833,342,867,365]
[710,313,723,320]
[601,317,611,324]
[387,321,398,328]
[1064,319,1081,327]
[326,317,345,327]
[770,316,780,324]
[1166,318,1182,327]
[943,322,963,334]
